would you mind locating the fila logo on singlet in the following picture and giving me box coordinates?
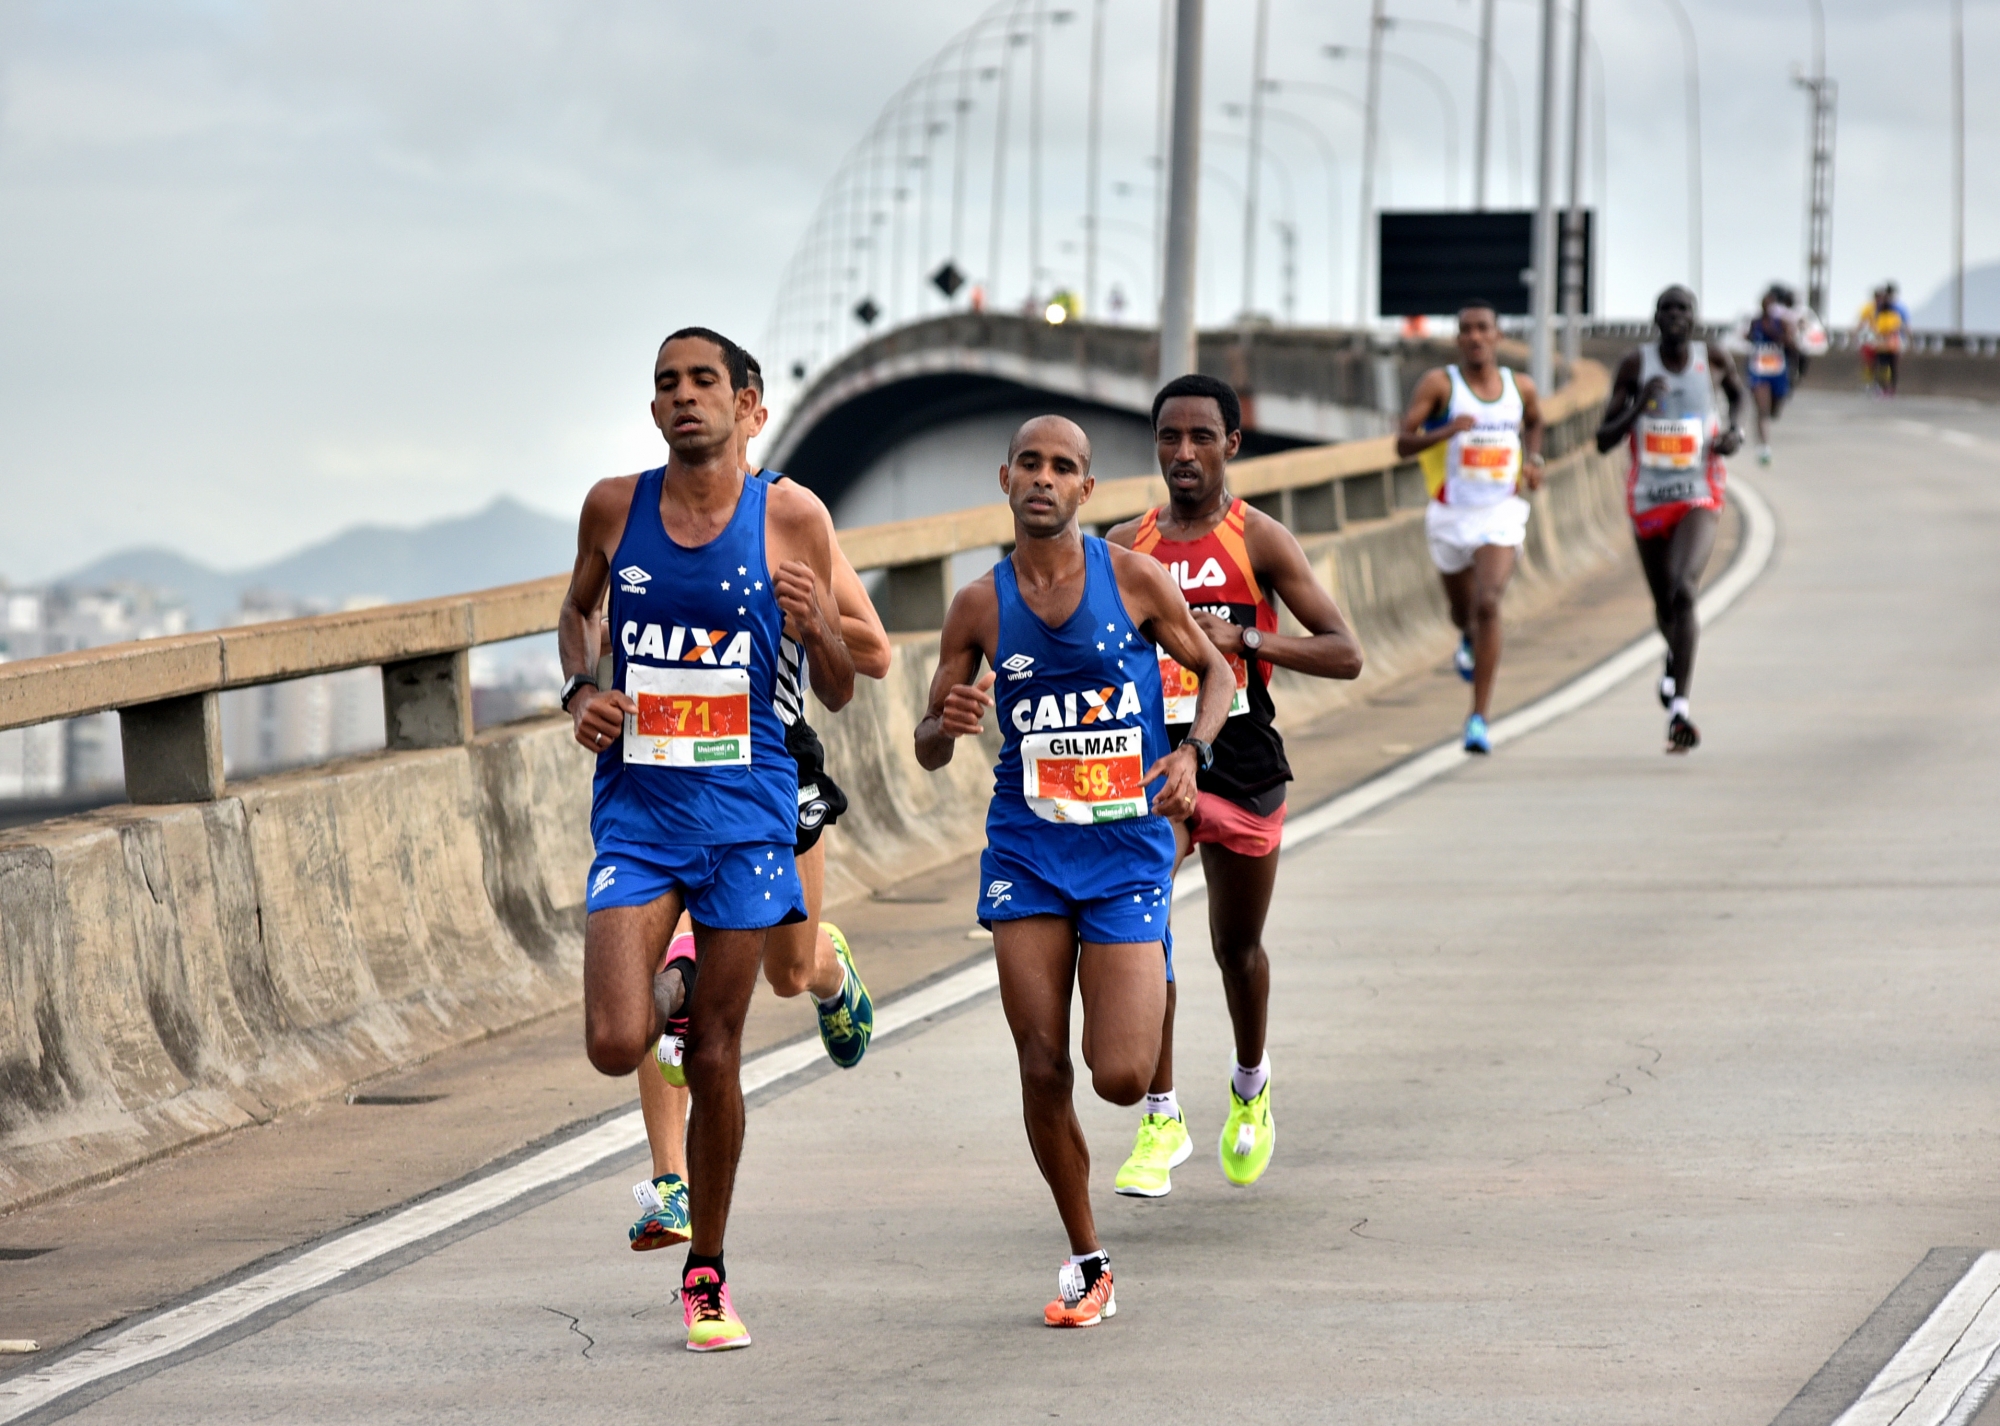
[1001,653,1036,681]
[620,622,752,665]
[617,565,651,595]
[1166,557,1228,591]
[1009,682,1143,732]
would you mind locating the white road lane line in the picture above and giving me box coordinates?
[3,481,1775,1422]
[1832,1252,2000,1426]
[0,958,999,1424]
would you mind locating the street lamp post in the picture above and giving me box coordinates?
[1258,105,1346,325]
[1356,0,1386,323]
[1659,0,1704,298]
[1328,44,1460,208]
[1561,0,1588,366]
[1475,0,1496,209]
[1241,0,1272,321]
[1086,0,1107,317]
[1953,0,1965,332]
[1159,0,1205,379]
[1531,0,1558,391]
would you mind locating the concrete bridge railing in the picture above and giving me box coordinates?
[0,360,1611,1215]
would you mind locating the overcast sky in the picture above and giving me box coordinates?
[0,0,1990,582]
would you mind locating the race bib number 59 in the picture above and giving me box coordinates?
[624,665,752,767]
[1020,727,1149,825]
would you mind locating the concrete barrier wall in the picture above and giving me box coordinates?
[0,433,1627,1215]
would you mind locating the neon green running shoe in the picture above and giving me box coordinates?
[815,923,874,1069]
[655,1031,686,1088]
[1114,1113,1193,1198]
[1219,1079,1275,1186]
[682,1266,751,1352]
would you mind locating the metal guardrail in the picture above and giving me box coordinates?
[0,362,1608,804]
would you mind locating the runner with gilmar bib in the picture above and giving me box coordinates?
[1595,285,1745,753]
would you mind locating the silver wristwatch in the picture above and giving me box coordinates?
[1240,626,1263,655]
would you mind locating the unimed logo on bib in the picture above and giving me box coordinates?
[692,738,742,763]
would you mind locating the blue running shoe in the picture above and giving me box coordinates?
[1453,634,1475,683]
[1463,713,1491,754]
[815,923,874,1069]
[629,1173,689,1251]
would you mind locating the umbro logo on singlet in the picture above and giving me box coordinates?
[1167,557,1229,591]
[986,879,1014,905]
[1001,653,1036,681]
[617,565,651,595]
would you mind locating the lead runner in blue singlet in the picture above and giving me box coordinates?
[916,415,1233,1330]
[557,326,853,1353]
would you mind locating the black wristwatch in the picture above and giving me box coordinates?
[559,674,598,712]
[1240,626,1263,655]
[1183,736,1216,770]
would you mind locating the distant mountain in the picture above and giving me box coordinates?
[1912,262,2000,331]
[52,497,574,628]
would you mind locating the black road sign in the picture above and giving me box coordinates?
[931,261,966,299]
[1378,210,1593,318]
[853,297,881,326]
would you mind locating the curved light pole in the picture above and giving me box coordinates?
[1241,0,1272,321]
[1327,44,1460,206]
[1659,0,1704,297]
[1383,15,1523,212]
[1221,107,1308,322]
[1257,106,1346,325]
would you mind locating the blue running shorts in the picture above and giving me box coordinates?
[585,841,808,929]
[978,840,1177,980]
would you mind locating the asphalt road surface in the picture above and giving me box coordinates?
[22,393,2000,1424]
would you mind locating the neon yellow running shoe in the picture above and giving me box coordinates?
[1114,1113,1192,1198]
[682,1266,751,1352]
[1219,1080,1275,1186]
[655,1031,686,1088]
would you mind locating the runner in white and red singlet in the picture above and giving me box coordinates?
[1595,285,1746,752]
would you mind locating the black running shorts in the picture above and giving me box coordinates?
[786,717,848,856]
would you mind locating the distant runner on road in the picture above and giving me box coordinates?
[1396,300,1547,754]
[625,352,892,1261]
[1104,374,1363,1199]
[558,326,854,1352]
[1745,287,1798,466]
[1595,286,1745,753]
[915,415,1231,1328]
[1858,282,1912,396]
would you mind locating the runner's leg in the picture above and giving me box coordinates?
[1441,565,1474,645]
[1145,818,1194,1097]
[1468,543,1517,718]
[1754,383,1773,444]
[680,925,768,1257]
[1198,842,1281,1071]
[638,1059,688,1180]
[995,917,1093,1252]
[584,894,685,1075]
[760,839,842,1001]
[1650,507,1717,698]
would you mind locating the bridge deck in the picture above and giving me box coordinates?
[9,393,2000,1424]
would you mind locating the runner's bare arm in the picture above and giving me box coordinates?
[561,475,639,751]
[1707,342,1747,454]
[1394,369,1473,458]
[1101,513,1144,549]
[778,479,892,681]
[1595,352,1660,452]
[1191,512,1362,681]
[914,576,999,771]
[769,484,855,712]
[1516,372,1547,490]
[1112,548,1229,814]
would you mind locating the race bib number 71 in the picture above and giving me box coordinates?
[1020,726,1149,825]
[624,665,752,767]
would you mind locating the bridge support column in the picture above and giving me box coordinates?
[882,559,952,633]
[382,650,473,750]
[120,691,225,804]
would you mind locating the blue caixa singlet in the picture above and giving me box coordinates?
[585,468,807,928]
[979,536,1177,948]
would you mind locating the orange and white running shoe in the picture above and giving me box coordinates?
[1043,1254,1115,1328]
[682,1266,751,1352]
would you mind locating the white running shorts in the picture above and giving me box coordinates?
[1425,495,1530,575]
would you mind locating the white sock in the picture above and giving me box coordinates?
[1669,696,1691,720]
[1069,1249,1107,1266]
[1144,1090,1180,1122]
[815,963,847,1009]
[1232,1056,1270,1101]
[1660,674,1676,700]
